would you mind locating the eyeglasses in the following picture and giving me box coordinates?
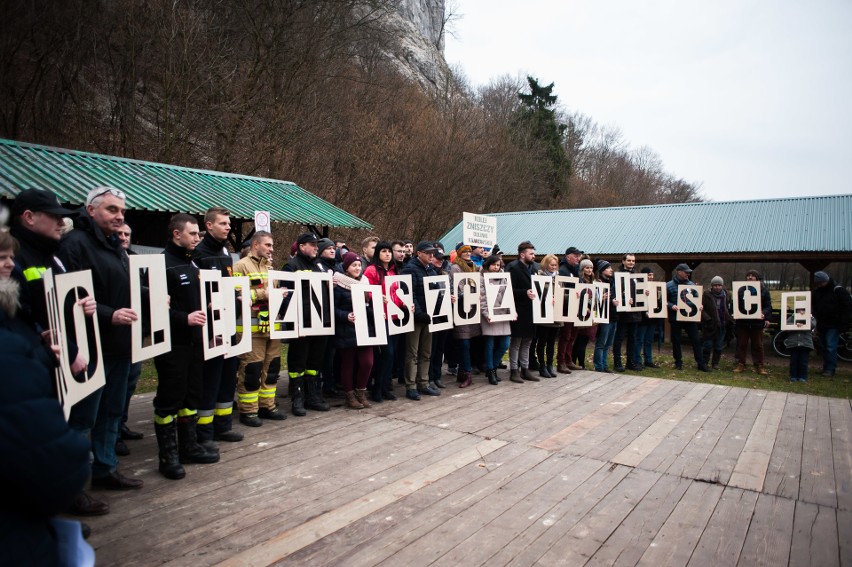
[86,187,126,206]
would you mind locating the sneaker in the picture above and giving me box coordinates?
[418,384,441,396]
[239,413,263,427]
[406,389,421,401]
[258,407,286,421]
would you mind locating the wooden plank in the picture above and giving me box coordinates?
[537,468,662,566]
[695,390,766,485]
[611,383,711,467]
[789,501,839,567]
[762,393,807,500]
[534,378,664,452]
[687,486,759,567]
[582,473,692,567]
[828,397,852,512]
[728,391,787,491]
[429,455,608,567]
[839,509,852,567]
[638,385,728,473]
[736,492,795,566]
[800,396,838,508]
[374,447,587,567]
[213,438,508,567]
[309,445,556,567]
[635,481,724,567]
[498,463,634,567]
[477,373,628,441]
[571,379,684,462]
[665,387,748,479]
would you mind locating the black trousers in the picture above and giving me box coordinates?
[153,344,203,416]
[287,335,328,375]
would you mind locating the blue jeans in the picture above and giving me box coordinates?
[593,323,616,370]
[459,338,473,372]
[121,361,143,426]
[91,357,131,478]
[790,347,810,381]
[634,320,656,365]
[821,327,840,374]
[483,335,510,370]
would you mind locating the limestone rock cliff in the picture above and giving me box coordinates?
[387,0,451,89]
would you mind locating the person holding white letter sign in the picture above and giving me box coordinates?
[666,263,710,373]
[58,186,144,490]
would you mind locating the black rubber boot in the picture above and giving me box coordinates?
[291,377,307,416]
[155,420,185,480]
[214,413,244,442]
[177,415,220,464]
[304,375,330,411]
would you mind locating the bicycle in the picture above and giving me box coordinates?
[772,328,852,362]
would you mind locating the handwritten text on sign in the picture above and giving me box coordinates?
[462,212,497,248]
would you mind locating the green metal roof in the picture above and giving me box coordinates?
[440,195,852,255]
[0,138,372,229]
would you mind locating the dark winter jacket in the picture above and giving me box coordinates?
[701,289,721,338]
[57,209,132,359]
[162,241,203,346]
[812,278,852,332]
[507,258,535,337]
[333,274,375,349]
[400,256,436,324]
[0,279,90,566]
[558,258,580,278]
[193,232,234,276]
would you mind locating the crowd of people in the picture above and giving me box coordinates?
[1,185,850,565]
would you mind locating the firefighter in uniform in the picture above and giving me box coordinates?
[193,207,244,444]
[283,232,331,416]
[153,214,219,479]
[233,231,286,426]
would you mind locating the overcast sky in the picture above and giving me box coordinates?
[443,0,852,202]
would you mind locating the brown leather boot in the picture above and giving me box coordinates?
[733,363,746,373]
[509,369,524,383]
[566,362,581,371]
[556,363,571,374]
[755,364,768,376]
[345,391,364,409]
[354,389,372,408]
[459,371,473,388]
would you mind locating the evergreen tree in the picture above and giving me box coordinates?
[513,76,571,197]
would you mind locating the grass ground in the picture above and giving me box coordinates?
[135,341,851,399]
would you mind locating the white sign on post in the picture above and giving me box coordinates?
[254,210,271,234]
[453,272,481,327]
[223,276,252,358]
[46,270,106,419]
[298,272,335,337]
[646,281,668,319]
[385,275,414,336]
[351,284,387,346]
[676,285,702,322]
[554,276,578,323]
[531,274,554,324]
[268,270,299,340]
[572,283,595,327]
[462,212,497,249]
[781,291,811,331]
[201,270,229,360]
[129,254,171,363]
[483,273,516,323]
[424,275,453,332]
[732,281,763,320]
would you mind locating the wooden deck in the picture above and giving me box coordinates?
[85,371,852,566]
